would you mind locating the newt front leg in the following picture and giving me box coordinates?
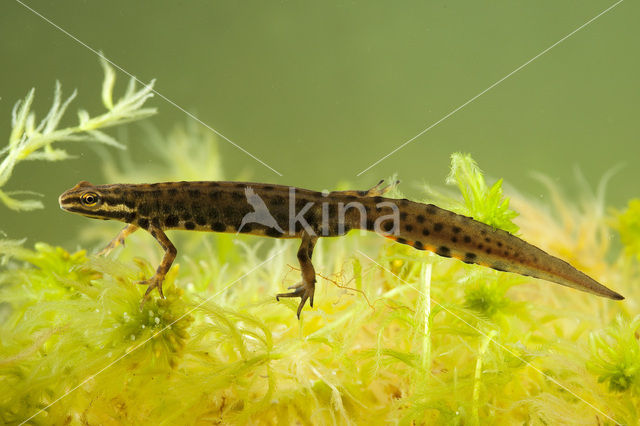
[277,232,318,318]
[136,225,177,304]
[98,224,139,256]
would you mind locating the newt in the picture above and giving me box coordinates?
[59,179,624,318]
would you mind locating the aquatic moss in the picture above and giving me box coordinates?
[612,199,640,262]
[588,315,640,393]
[445,152,519,234]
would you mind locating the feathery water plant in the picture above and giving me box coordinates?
[588,315,640,393]
[444,152,519,234]
[0,55,156,211]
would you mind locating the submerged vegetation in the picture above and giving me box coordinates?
[0,56,156,211]
[1,65,639,425]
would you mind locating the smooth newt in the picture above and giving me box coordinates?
[59,179,624,317]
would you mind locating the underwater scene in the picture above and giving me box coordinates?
[1,2,639,424]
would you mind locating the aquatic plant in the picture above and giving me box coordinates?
[0,55,156,211]
[612,199,640,261]
[588,315,640,393]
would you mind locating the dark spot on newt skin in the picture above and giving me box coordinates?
[273,211,288,225]
[138,203,151,216]
[195,215,207,226]
[262,186,274,191]
[239,224,252,233]
[396,237,407,245]
[151,230,157,238]
[223,206,236,219]
[405,224,413,232]
[266,227,283,237]
[99,210,127,220]
[492,264,506,272]
[152,190,162,198]
[295,198,312,210]
[423,228,430,236]
[373,196,383,203]
[182,213,192,221]
[165,215,179,227]
[497,241,503,247]
[480,230,487,235]
[190,202,201,215]
[208,182,219,187]
[189,189,200,198]
[486,248,492,255]
[478,243,484,250]
[426,205,437,215]
[464,235,471,243]
[452,226,461,233]
[416,215,425,223]
[485,237,491,243]
[414,241,424,250]
[382,221,394,233]
[125,212,137,223]
[212,222,225,232]
[400,212,408,220]
[451,237,458,243]
[464,252,477,264]
[433,223,443,232]
[161,204,171,215]
[231,192,244,200]
[208,209,220,220]
[185,221,196,230]
[151,218,160,228]
[366,219,375,230]
[101,196,119,206]
[169,188,178,196]
[436,246,451,257]
[124,199,136,209]
[138,218,149,229]
[209,191,221,199]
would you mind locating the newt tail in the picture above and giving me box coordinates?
[368,201,623,301]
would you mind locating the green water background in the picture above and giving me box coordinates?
[1,1,638,245]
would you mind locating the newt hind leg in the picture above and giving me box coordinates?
[277,233,318,319]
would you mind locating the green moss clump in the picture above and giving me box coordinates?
[588,315,640,393]
[613,199,640,261]
[463,275,512,319]
[445,152,519,234]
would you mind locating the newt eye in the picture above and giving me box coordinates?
[81,192,100,207]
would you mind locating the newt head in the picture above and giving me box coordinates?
[59,181,107,219]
